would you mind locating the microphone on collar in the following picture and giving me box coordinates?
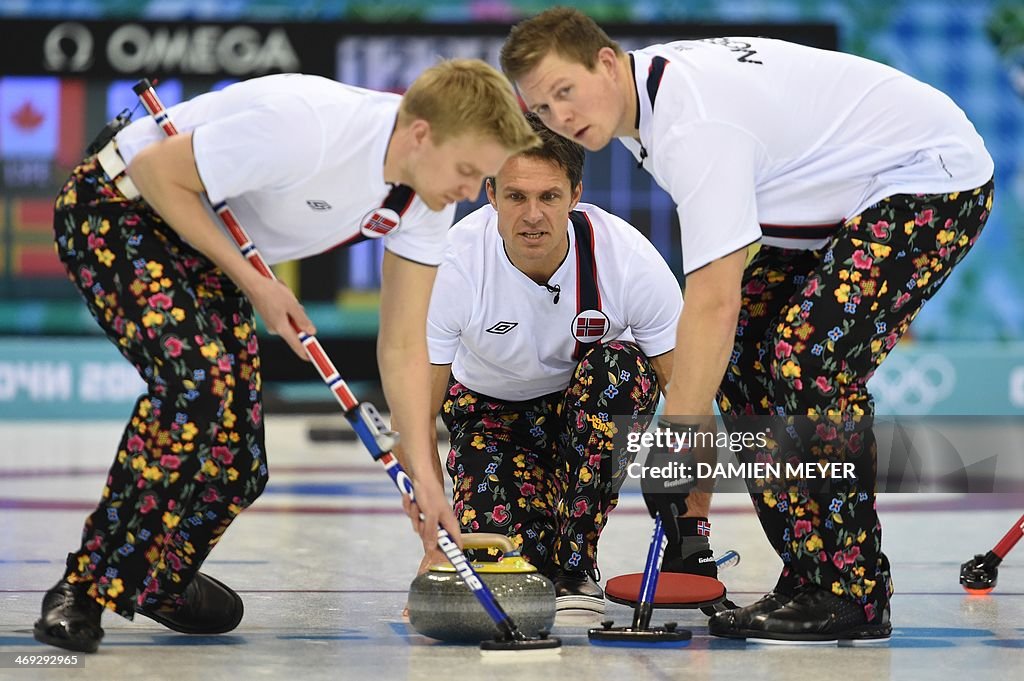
[543,282,561,305]
[637,145,648,169]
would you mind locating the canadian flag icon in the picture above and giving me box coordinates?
[0,76,60,159]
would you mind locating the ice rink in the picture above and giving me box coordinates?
[2,417,1022,680]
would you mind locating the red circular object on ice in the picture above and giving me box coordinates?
[606,573,726,608]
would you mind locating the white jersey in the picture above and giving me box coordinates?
[621,39,994,274]
[115,74,454,266]
[428,202,682,401]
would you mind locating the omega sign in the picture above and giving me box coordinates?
[43,21,300,75]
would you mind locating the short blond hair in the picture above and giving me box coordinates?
[400,59,539,152]
[501,7,625,83]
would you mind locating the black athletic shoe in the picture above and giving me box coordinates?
[553,569,605,614]
[137,572,244,634]
[742,587,891,644]
[707,590,794,638]
[33,581,105,653]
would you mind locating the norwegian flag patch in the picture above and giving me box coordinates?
[697,520,712,537]
[359,207,401,238]
[571,310,609,343]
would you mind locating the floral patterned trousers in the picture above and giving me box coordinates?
[718,179,994,623]
[52,159,268,618]
[442,341,660,575]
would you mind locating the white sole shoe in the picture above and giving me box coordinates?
[556,595,605,614]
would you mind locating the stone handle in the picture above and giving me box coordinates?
[460,532,516,555]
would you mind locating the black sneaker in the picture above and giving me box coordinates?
[554,569,605,614]
[33,581,105,653]
[708,590,794,638]
[743,586,891,644]
[137,572,244,634]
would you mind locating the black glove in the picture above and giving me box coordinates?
[640,419,700,547]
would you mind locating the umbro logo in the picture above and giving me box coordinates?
[486,321,518,335]
[306,200,332,211]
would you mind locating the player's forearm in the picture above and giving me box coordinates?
[649,351,674,396]
[663,292,739,418]
[664,249,746,417]
[378,252,441,491]
[427,364,453,487]
[128,144,264,295]
[379,341,437,486]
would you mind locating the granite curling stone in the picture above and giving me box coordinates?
[407,533,555,642]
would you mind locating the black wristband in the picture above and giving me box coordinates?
[657,417,702,431]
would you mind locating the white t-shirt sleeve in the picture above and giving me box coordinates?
[623,239,683,357]
[655,121,762,274]
[426,257,470,364]
[384,201,455,267]
[192,96,324,204]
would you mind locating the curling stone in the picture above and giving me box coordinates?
[407,533,555,642]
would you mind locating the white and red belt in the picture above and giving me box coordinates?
[94,139,141,200]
